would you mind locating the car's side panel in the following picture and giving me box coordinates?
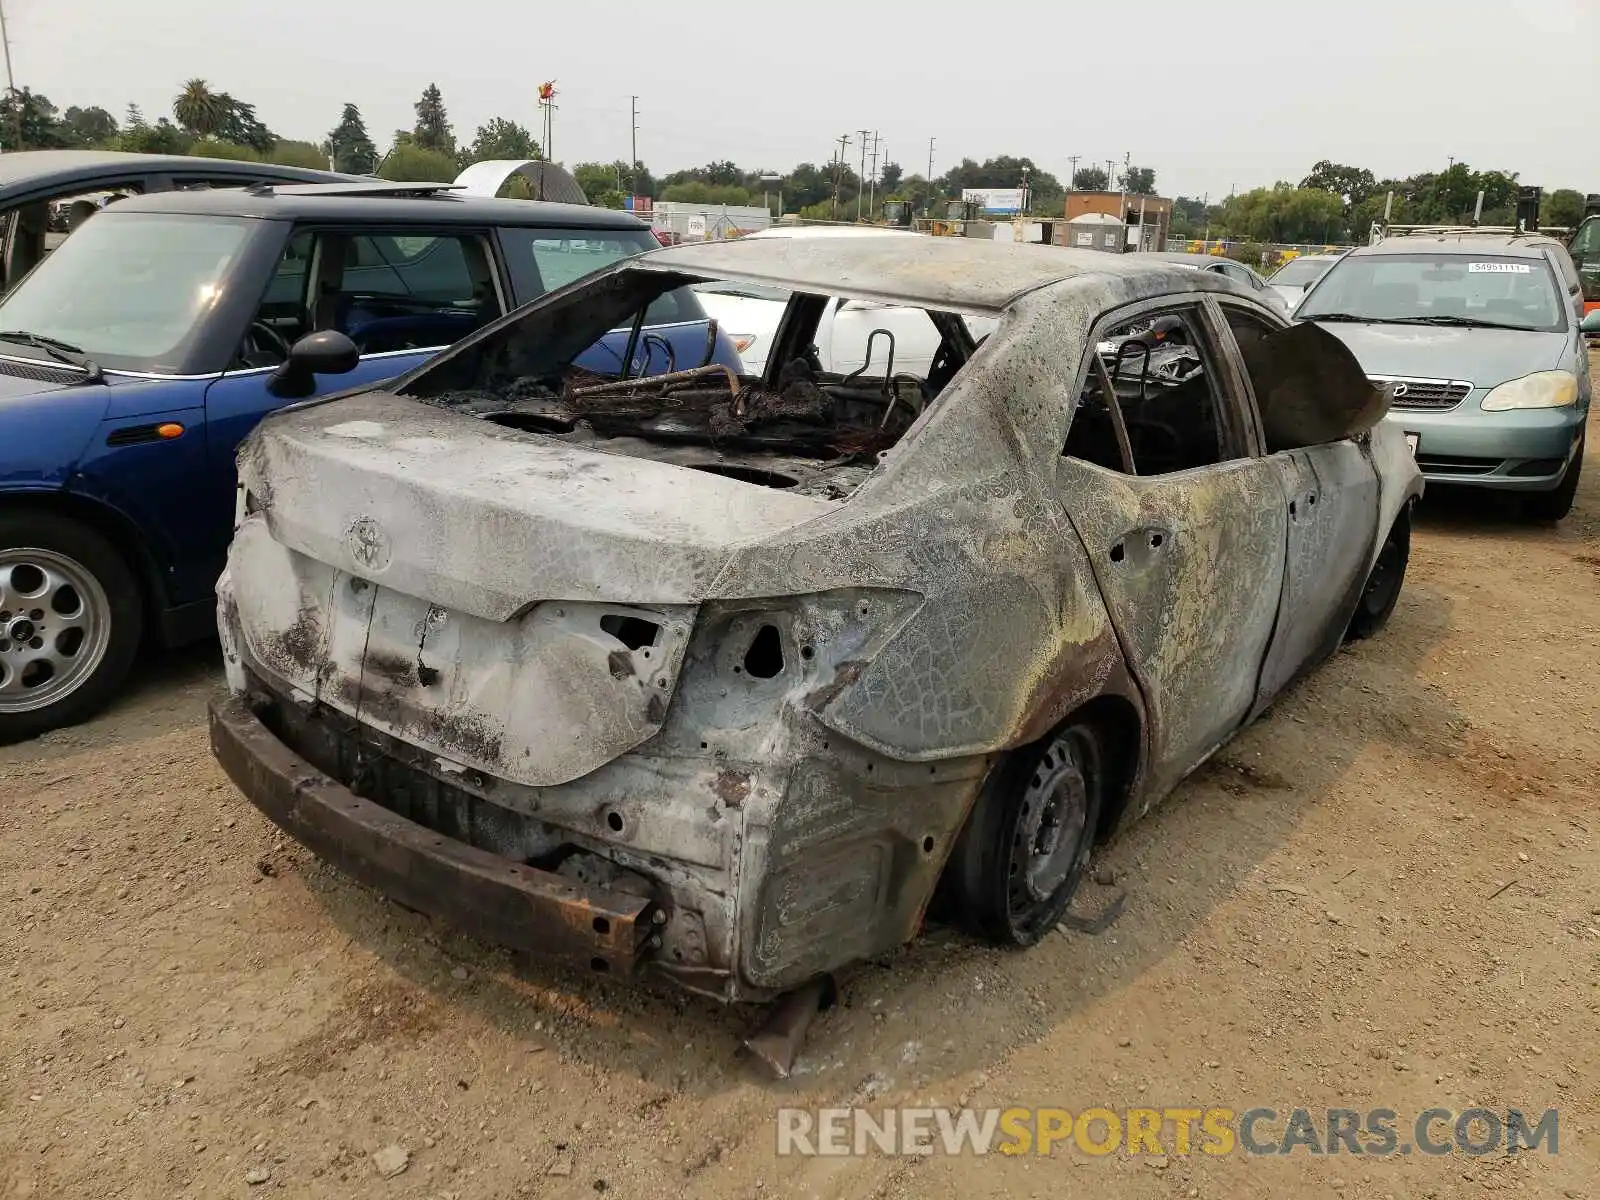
[72,395,211,605]
[1055,456,1287,805]
[1250,442,1380,716]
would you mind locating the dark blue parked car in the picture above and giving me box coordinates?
[0,180,742,740]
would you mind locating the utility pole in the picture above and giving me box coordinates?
[0,0,18,151]
[856,128,870,221]
[1068,155,1080,193]
[833,133,852,221]
[629,95,639,193]
[868,132,882,220]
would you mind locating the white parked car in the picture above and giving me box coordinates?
[1267,252,1346,309]
[694,225,998,376]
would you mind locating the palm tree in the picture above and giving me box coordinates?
[173,79,228,138]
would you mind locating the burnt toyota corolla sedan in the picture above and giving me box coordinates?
[209,234,1420,1003]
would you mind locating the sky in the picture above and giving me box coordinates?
[9,0,1600,201]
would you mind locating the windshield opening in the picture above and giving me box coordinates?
[1299,252,1565,332]
[0,212,254,372]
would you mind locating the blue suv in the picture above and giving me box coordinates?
[0,181,742,740]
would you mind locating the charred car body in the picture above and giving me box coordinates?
[210,235,1420,1002]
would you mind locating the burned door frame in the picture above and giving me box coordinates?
[1212,299,1383,717]
[1054,292,1289,806]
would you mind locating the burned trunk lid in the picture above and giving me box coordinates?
[232,391,836,785]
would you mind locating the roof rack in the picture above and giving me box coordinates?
[241,180,466,198]
[1369,222,1570,246]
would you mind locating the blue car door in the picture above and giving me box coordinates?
[199,227,507,592]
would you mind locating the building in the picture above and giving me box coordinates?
[1063,191,1172,252]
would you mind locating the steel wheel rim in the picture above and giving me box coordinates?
[1008,732,1091,916]
[0,547,113,714]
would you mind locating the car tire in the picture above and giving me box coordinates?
[940,721,1105,947]
[0,511,143,744]
[1346,508,1411,641]
[1522,434,1584,523]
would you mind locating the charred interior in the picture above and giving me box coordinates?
[400,267,981,500]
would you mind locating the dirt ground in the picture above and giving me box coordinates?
[4,403,1598,1200]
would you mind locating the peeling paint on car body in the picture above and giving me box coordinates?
[211,236,1422,1001]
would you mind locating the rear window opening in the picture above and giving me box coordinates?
[405,267,981,500]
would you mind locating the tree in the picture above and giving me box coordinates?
[937,155,1061,215]
[463,117,539,166]
[118,117,191,155]
[1072,166,1109,191]
[1300,160,1377,205]
[1119,166,1157,196]
[173,79,229,138]
[660,181,751,206]
[1543,188,1585,230]
[573,161,634,206]
[1216,184,1347,244]
[324,103,378,174]
[213,95,275,154]
[878,161,903,194]
[185,137,261,162]
[125,103,147,129]
[0,88,68,150]
[377,143,459,183]
[412,83,454,156]
[264,140,331,170]
[61,105,118,148]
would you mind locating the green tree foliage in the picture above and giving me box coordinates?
[1119,166,1157,196]
[213,95,275,154]
[377,143,459,183]
[1169,195,1221,239]
[117,117,191,155]
[1072,166,1109,191]
[1217,184,1348,244]
[878,161,903,194]
[173,79,229,137]
[412,84,454,156]
[185,137,261,161]
[0,88,69,149]
[573,161,635,206]
[1543,188,1585,230]
[61,105,118,147]
[660,181,752,206]
[265,140,331,170]
[1299,160,1378,204]
[324,103,378,174]
[125,103,147,129]
[463,117,539,166]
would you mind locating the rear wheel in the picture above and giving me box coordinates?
[1522,434,1584,523]
[1346,509,1410,641]
[942,722,1105,946]
[0,512,143,744]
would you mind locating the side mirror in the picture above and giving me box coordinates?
[1581,309,1600,335]
[267,330,360,399]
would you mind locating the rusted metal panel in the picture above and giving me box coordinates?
[209,696,657,973]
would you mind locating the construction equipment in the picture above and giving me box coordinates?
[914,199,985,238]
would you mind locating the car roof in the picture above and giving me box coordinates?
[1357,234,1557,259]
[748,224,920,239]
[106,182,650,230]
[0,149,349,197]
[633,236,1252,313]
[1140,251,1231,269]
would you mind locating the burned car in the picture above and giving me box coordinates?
[209,235,1420,1004]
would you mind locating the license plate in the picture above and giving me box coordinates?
[1404,432,1419,455]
